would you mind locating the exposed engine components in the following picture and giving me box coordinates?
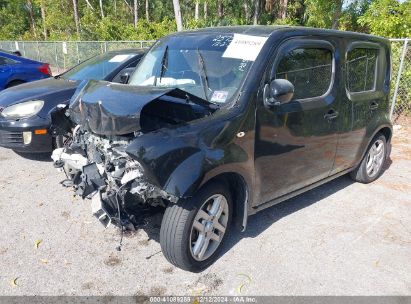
[52,127,177,229]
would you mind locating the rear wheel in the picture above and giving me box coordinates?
[350,134,386,183]
[160,181,232,272]
[6,80,24,88]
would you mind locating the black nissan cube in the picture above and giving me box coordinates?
[52,26,392,272]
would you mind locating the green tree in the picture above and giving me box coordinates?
[1,0,410,41]
[304,0,344,29]
[358,0,411,37]
[0,0,30,40]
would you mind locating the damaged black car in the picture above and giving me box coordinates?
[51,26,393,272]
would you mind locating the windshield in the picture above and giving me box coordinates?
[129,34,257,104]
[62,52,135,81]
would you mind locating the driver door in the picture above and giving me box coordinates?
[254,38,340,206]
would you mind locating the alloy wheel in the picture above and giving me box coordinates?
[189,194,229,261]
[365,139,385,178]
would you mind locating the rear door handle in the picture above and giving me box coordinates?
[370,101,379,111]
[324,109,338,121]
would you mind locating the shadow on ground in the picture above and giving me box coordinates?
[220,174,355,257]
[131,174,356,262]
[14,151,52,162]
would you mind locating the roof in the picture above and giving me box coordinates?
[171,25,388,42]
[175,25,286,37]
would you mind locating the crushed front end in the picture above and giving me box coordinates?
[52,128,177,229]
[51,80,214,229]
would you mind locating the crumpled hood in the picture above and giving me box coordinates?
[0,77,79,108]
[70,80,212,136]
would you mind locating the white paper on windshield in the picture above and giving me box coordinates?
[140,76,195,86]
[211,91,228,103]
[109,54,132,62]
[222,34,268,61]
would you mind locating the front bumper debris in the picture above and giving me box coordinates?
[91,191,112,228]
[52,128,177,230]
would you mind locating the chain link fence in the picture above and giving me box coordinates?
[390,39,410,123]
[0,40,155,74]
[0,38,410,122]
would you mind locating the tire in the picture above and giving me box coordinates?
[350,133,387,183]
[52,135,65,149]
[52,134,71,149]
[6,80,24,88]
[160,181,232,272]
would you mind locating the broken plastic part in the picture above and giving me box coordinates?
[91,192,112,228]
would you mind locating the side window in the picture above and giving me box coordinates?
[346,48,378,93]
[276,48,332,100]
[0,56,17,66]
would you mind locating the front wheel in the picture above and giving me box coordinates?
[52,134,72,149]
[160,181,232,272]
[350,134,387,183]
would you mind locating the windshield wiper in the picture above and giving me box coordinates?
[155,45,168,86]
[196,48,211,103]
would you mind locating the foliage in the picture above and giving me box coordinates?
[0,0,410,41]
[304,0,341,28]
[0,0,30,40]
[358,0,411,37]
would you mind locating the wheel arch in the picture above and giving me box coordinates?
[198,172,250,232]
[378,126,392,143]
[6,79,25,88]
[357,124,393,167]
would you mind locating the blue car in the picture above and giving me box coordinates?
[0,50,51,90]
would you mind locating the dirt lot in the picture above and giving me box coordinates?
[0,125,410,296]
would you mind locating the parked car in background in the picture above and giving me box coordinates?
[0,49,145,153]
[0,50,51,90]
[0,49,22,57]
[51,26,392,272]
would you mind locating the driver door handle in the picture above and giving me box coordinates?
[324,109,339,121]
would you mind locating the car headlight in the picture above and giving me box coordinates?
[1,100,44,119]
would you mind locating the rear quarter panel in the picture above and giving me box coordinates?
[9,63,49,84]
[350,39,392,167]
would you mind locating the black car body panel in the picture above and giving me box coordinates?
[52,26,392,232]
[69,80,215,136]
[0,77,79,109]
[0,78,81,152]
[0,115,54,152]
[0,49,145,152]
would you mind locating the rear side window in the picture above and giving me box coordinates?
[346,48,378,92]
[276,48,332,100]
[0,56,17,66]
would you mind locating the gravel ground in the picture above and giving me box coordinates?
[0,125,410,296]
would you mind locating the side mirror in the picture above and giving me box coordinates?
[120,72,130,84]
[114,67,136,84]
[263,79,294,107]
